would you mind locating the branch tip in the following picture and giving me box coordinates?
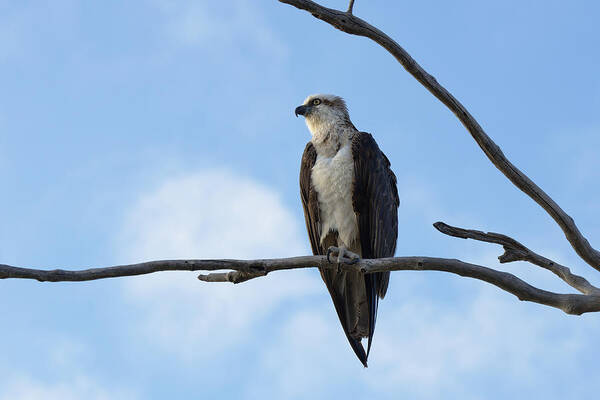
[433,221,452,234]
[347,0,355,14]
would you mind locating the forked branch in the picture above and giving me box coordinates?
[2,220,600,315]
[2,246,600,315]
[434,222,600,296]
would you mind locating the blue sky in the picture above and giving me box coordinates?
[1,0,599,398]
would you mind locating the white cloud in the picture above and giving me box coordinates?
[118,169,306,260]
[115,169,600,398]
[46,337,90,370]
[245,306,373,399]
[398,174,447,224]
[366,290,543,395]
[246,284,600,399]
[398,173,487,233]
[118,168,320,361]
[0,336,137,400]
[0,375,136,400]
[154,0,288,60]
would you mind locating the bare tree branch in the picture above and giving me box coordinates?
[434,222,600,296]
[277,0,600,270]
[2,250,600,315]
[0,257,318,282]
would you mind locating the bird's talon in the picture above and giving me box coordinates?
[326,246,360,268]
[326,246,337,263]
[348,255,360,265]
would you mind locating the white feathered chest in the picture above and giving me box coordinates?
[310,143,359,249]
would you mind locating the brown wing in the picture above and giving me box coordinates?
[299,142,322,255]
[351,131,399,356]
[299,141,369,366]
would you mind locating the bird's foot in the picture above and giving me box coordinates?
[326,246,361,271]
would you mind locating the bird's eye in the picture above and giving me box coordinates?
[312,98,321,105]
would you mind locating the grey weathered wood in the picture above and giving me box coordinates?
[2,249,600,315]
[278,0,600,271]
[434,222,600,296]
[0,257,316,282]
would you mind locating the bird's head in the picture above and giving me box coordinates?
[295,94,351,134]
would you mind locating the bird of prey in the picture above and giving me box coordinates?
[295,94,399,367]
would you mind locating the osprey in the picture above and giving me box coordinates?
[295,94,399,367]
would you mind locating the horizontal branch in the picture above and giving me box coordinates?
[278,0,600,270]
[434,222,600,296]
[0,257,321,282]
[2,255,600,315]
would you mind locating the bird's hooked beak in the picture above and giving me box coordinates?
[295,104,309,117]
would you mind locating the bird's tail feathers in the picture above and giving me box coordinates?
[320,267,372,367]
[364,273,379,359]
[347,334,368,368]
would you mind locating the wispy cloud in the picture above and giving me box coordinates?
[245,283,600,399]
[0,375,137,400]
[118,168,320,361]
[117,168,306,260]
[547,127,600,186]
[0,336,138,400]
[153,0,288,60]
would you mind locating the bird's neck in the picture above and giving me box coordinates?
[308,119,355,157]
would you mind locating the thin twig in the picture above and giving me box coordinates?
[277,0,600,270]
[347,0,355,14]
[198,270,267,284]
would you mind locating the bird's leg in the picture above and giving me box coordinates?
[327,246,361,271]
